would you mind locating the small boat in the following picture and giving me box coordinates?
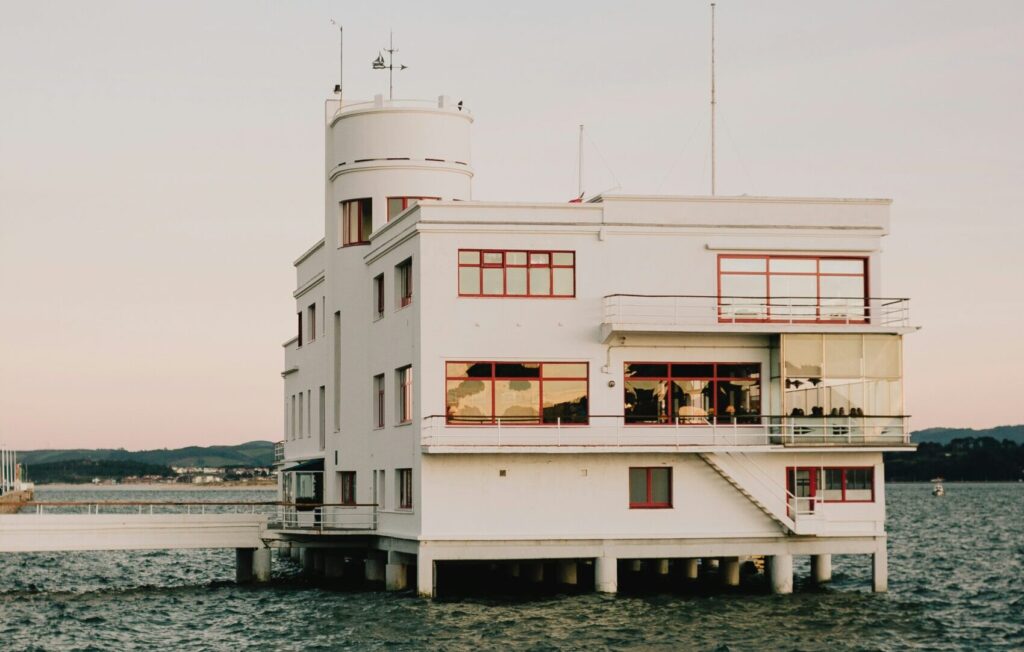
[931,478,945,496]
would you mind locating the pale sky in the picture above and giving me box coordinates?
[1,1,1021,450]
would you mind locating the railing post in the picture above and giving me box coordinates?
[557,417,561,447]
[497,417,502,447]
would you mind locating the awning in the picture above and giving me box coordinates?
[281,458,324,473]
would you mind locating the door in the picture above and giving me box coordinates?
[787,467,817,516]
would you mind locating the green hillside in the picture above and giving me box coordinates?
[18,440,274,468]
[912,425,1024,445]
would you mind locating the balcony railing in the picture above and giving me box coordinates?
[603,295,910,329]
[422,415,910,448]
[268,503,378,532]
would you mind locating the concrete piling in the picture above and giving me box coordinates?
[811,554,832,584]
[769,554,793,594]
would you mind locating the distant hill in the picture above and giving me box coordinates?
[18,441,274,468]
[912,425,1024,445]
[28,459,176,484]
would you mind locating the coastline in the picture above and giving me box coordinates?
[36,482,276,491]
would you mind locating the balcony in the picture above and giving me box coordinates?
[421,415,911,452]
[602,295,913,340]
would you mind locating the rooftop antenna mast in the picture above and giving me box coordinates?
[710,2,717,196]
[372,31,407,100]
[330,20,343,101]
[577,124,584,199]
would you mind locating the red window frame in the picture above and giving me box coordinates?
[341,198,372,246]
[373,374,385,428]
[397,468,413,509]
[397,259,413,307]
[398,366,413,424]
[387,196,439,221]
[623,362,761,425]
[445,361,590,425]
[457,249,576,298]
[629,467,673,509]
[340,471,356,506]
[786,466,875,504]
[373,274,384,319]
[717,254,868,323]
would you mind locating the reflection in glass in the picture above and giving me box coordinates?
[495,380,540,423]
[542,380,588,423]
[446,380,492,423]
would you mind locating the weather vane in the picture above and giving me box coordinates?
[372,31,407,100]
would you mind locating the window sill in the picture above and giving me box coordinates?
[629,505,673,510]
[341,242,370,248]
[395,421,412,427]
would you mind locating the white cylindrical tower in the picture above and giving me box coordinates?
[326,95,473,246]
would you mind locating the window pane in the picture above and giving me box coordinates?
[446,379,493,423]
[717,363,761,379]
[864,335,900,378]
[483,252,503,265]
[846,469,873,500]
[720,257,766,272]
[824,335,863,378]
[820,275,865,299]
[458,250,480,264]
[552,267,574,296]
[822,469,844,501]
[447,362,489,377]
[542,380,588,423]
[494,363,541,378]
[625,379,669,423]
[720,274,767,298]
[717,379,761,417]
[672,364,714,378]
[529,267,551,295]
[673,379,712,422]
[543,363,587,378]
[482,268,504,295]
[625,363,669,377]
[506,251,527,265]
[784,335,823,377]
[529,252,550,265]
[820,259,865,274]
[506,267,527,295]
[552,252,574,266]
[770,275,817,318]
[650,468,671,504]
[459,267,480,295]
[629,469,647,504]
[494,379,540,423]
[387,198,404,219]
[770,258,816,273]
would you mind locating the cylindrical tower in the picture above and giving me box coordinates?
[326,95,473,245]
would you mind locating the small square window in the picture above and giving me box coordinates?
[629,467,672,508]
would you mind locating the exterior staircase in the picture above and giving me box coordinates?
[698,453,797,535]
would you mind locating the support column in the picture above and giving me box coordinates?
[655,559,670,576]
[364,552,385,583]
[386,551,408,591]
[235,548,254,584]
[313,551,325,574]
[769,554,793,595]
[721,557,740,587]
[629,559,643,573]
[508,562,521,578]
[811,554,832,584]
[682,558,699,580]
[873,547,888,593]
[324,554,345,580]
[416,553,435,598]
[557,560,578,585]
[253,548,272,583]
[526,562,544,583]
[595,557,617,594]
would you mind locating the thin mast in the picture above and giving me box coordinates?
[388,31,394,100]
[578,124,584,198]
[710,2,717,196]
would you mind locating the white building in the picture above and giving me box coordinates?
[276,94,915,597]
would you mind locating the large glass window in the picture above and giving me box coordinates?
[719,255,867,322]
[458,250,575,297]
[629,467,672,508]
[445,362,588,424]
[341,198,372,246]
[387,196,438,221]
[624,362,761,425]
[788,466,874,504]
[782,334,902,416]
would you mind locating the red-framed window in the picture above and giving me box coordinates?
[397,366,413,424]
[397,259,413,307]
[629,467,672,508]
[624,362,761,425]
[786,466,875,507]
[445,362,589,425]
[457,250,575,297]
[340,471,356,506]
[373,374,385,428]
[397,468,413,510]
[387,196,439,221]
[341,198,372,246]
[373,274,384,319]
[717,255,868,322]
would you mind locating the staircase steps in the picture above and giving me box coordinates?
[698,453,794,535]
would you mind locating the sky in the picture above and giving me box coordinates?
[1,0,1021,450]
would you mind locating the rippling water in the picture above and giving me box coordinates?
[1,483,1021,651]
